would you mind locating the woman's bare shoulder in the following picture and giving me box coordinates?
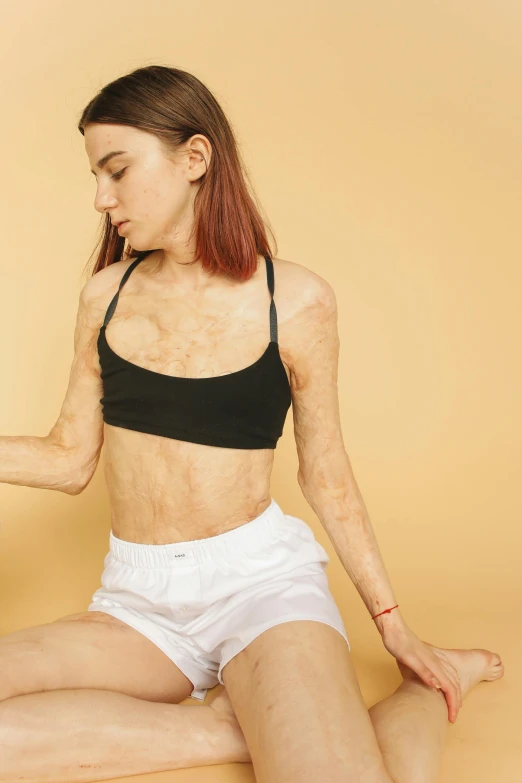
[272,256,336,315]
[273,257,339,383]
[82,258,135,303]
[80,258,137,318]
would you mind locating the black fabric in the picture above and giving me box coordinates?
[97,251,292,449]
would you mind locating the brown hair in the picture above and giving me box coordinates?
[77,65,277,282]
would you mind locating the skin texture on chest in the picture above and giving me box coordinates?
[97,254,304,543]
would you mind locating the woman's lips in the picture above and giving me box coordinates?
[117,221,130,234]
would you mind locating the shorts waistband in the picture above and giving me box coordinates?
[108,498,287,568]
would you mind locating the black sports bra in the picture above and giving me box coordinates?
[97,251,292,449]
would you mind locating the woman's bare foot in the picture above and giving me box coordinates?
[397,645,504,699]
[208,687,251,762]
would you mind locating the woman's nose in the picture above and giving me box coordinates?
[94,187,117,214]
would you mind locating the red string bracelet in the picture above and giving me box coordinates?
[371,604,399,620]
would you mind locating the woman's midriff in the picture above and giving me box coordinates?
[102,423,275,544]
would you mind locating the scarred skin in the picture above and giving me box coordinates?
[44,245,340,545]
[101,250,282,543]
[3,120,345,547]
[3,122,399,637]
[0,125,504,749]
[87,250,330,544]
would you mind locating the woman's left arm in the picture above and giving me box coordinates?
[286,271,462,722]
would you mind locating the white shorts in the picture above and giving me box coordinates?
[88,498,350,701]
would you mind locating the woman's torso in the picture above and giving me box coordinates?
[93,251,301,545]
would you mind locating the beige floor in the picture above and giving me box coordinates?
[105,607,518,783]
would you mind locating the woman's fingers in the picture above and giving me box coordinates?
[433,666,461,723]
[440,660,463,712]
[432,652,463,711]
[417,656,461,722]
[443,661,462,709]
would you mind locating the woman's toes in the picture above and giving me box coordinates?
[484,652,504,680]
[395,645,504,700]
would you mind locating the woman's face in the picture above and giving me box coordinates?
[84,123,209,251]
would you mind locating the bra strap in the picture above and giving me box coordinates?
[264,255,278,343]
[102,251,150,327]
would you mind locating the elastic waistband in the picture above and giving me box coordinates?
[108,498,287,568]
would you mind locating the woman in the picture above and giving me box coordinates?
[1,65,503,782]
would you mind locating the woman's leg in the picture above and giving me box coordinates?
[368,646,503,783]
[1,646,502,783]
[0,688,249,783]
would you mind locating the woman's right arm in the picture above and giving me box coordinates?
[0,273,108,496]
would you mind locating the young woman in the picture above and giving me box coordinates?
[1,65,503,783]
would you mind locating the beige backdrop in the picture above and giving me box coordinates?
[0,1,519,780]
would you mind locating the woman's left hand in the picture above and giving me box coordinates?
[381,622,463,723]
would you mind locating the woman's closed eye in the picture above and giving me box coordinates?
[111,167,127,180]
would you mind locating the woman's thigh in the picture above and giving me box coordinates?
[0,611,195,704]
[221,619,393,783]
